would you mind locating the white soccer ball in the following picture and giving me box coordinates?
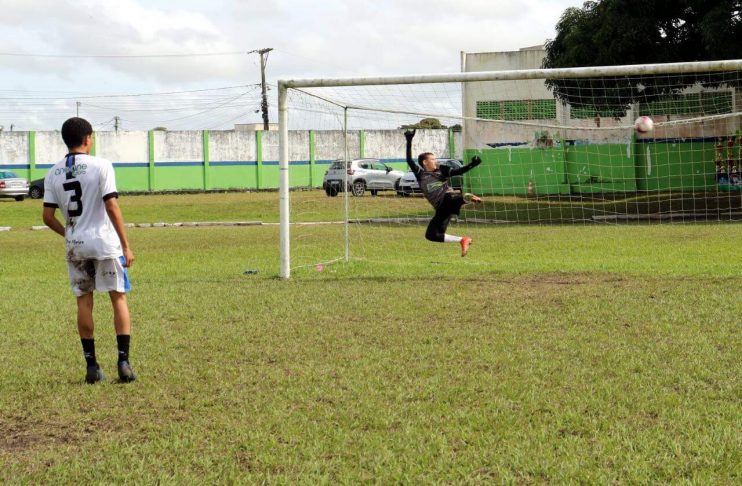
[634,116,654,134]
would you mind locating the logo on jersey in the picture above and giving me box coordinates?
[426,181,445,191]
[54,164,88,178]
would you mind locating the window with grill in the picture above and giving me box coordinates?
[476,99,556,121]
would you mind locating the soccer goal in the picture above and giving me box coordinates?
[278,60,742,278]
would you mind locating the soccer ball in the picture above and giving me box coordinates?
[634,116,654,134]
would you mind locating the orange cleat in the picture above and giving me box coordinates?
[463,193,482,204]
[460,236,472,257]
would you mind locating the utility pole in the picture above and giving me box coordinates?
[114,116,120,133]
[258,48,273,131]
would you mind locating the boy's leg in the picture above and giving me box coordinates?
[77,292,95,339]
[110,291,136,382]
[77,293,105,383]
[425,210,452,242]
[110,291,131,336]
[424,197,473,256]
[69,259,105,383]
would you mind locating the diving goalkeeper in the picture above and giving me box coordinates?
[404,129,482,256]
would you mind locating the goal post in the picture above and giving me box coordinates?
[278,60,742,279]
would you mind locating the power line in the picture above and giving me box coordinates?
[0,50,259,59]
[0,84,260,101]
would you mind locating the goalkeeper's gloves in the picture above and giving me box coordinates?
[470,155,482,167]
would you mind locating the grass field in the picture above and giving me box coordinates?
[2,193,742,483]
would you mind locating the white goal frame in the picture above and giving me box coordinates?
[278,59,742,278]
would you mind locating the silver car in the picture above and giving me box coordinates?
[0,170,29,201]
[323,158,405,197]
[396,158,464,196]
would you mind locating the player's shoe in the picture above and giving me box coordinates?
[463,193,482,204]
[85,365,105,384]
[117,361,137,383]
[460,236,472,257]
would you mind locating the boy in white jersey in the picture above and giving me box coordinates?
[42,117,136,384]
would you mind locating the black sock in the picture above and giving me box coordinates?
[81,338,97,368]
[117,334,130,363]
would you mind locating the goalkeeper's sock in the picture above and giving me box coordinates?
[444,234,463,243]
[81,338,97,367]
[116,334,130,364]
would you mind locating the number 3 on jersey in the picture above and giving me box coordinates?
[63,180,83,217]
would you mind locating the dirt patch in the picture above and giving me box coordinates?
[0,416,122,453]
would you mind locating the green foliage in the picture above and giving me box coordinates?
[543,0,742,113]
[399,117,447,129]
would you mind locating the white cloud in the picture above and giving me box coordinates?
[0,0,584,129]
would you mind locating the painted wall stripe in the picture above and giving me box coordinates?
[209,161,259,167]
[202,130,209,190]
[114,162,150,168]
[154,161,205,167]
[148,130,155,191]
[0,164,31,170]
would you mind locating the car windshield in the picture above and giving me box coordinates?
[0,171,18,178]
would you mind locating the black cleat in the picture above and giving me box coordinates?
[117,361,137,383]
[85,365,105,384]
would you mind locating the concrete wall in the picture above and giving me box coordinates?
[0,132,28,166]
[0,128,456,191]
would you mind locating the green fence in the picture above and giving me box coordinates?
[464,138,732,196]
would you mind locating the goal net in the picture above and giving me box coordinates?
[277,60,742,278]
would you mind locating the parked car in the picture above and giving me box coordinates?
[0,171,29,201]
[28,178,45,199]
[396,158,464,196]
[323,158,405,197]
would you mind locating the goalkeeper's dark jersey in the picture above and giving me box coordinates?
[414,166,455,210]
[407,160,479,210]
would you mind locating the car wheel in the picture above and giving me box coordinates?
[326,186,339,197]
[15,195,25,202]
[352,181,365,197]
[29,186,43,199]
[370,189,378,196]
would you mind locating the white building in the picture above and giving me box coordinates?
[460,46,738,147]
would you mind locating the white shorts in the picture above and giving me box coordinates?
[67,256,131,297]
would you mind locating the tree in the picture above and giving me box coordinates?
[543,0,742,114]
[399,118,447,129]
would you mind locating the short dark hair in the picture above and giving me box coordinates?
[418,152,434,165]
[61,117,93,149]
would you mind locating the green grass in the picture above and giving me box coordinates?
[2,193,742,482]
[3,189,740,230]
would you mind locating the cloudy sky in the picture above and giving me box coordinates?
[0,0,582,130]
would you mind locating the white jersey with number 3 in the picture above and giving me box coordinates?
[43,154,122,261]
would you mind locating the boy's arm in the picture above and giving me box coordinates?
[104,197,135,268]
[42,206,65,237]
[449,155,482,177]
[404,129,420,174]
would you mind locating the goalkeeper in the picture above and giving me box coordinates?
[404,129,482,256]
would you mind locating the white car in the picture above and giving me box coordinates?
[0,170,29,201]
[323,159,405,197]
[396,158,464,196]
